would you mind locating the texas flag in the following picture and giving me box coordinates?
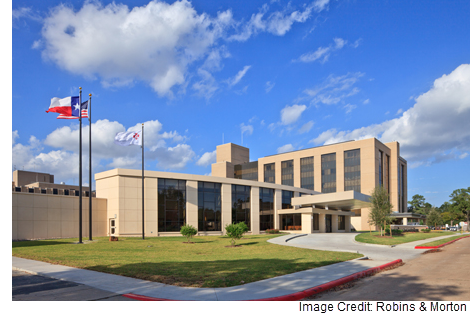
[46,96,79,115]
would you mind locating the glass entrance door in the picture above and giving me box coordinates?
[325,214,332,233]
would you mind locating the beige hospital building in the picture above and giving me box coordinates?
[13,137,415,240]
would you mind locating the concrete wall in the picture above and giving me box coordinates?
[12,192,107,240]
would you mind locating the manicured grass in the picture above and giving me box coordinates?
[355,231,456,245]
[12,234,362,288]
[418,235,469,247]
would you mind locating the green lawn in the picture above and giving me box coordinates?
[418,235,469,247]
[12,234,362,288]
[355,231,456,245]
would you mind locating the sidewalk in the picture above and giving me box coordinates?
[12,256,397,301]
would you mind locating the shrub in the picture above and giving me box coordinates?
[385,228,402,235]
[225,223,246,246]
[180,224,197,243]
[421,229,431,233]
[265,229,279,234]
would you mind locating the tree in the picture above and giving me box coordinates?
[449,187,470,231]
[426,207,443,228]
[180,224,197,243]
[225,222,246,246]
[369,186,393,236]
[408,194,425,213]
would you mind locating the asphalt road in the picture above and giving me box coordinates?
[303,236,470,301]
[12,269,135,301]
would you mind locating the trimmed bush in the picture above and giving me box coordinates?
[421,229,431,233]
[385,228,403,235]
[180,224,197,243]
[265,229,280,234]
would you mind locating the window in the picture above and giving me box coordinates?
[378,150,384,187]
[234,161,258,181]
[344,149,361,192]
[280,214,301,230]
[338,215,346,230]
[281,160,294,186]
[385,155,390,194]
[259,188,274,231]
[282,190,294,209]
[312,213,319,230]
[198,182,221,231]
[232,185,251,230]
[264,163,275,183]
[158,179,186,232]
[300,157,314,190]
[321,153,336,193]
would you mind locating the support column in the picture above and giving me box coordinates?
[345,215,351,232]
[301,213,312,234]
[186,181,198,230]
[319,213,326,233]
[251,186,260,235]
[221,184,232,234]
[332,214,338,233]
[274,189,282,229]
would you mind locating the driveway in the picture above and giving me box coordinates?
[303,236,470,301]
[268,232,459,262]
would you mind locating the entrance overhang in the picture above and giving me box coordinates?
[291,190,371,211]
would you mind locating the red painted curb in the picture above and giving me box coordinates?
[414,235,470,249]
[122,259,403,301]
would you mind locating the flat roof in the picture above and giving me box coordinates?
[291,190,371,210]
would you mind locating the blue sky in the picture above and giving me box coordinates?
[10,0,470,207]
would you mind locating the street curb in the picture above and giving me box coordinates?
[122,259,403,301]
[414,235,470,249]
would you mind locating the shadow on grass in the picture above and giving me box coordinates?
[86,257,345,288]
[12,240,74,248]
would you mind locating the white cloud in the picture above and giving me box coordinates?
[298,120,314,134]
[303,72,364,107]
[39,1,233,97]
[13,119,195,184]
[277,144,295,154]
[311,64,470,165]
[265,81,275,93]
[281,104,307,125]
[343,104,357,114]
[396,108,403,115]
[363,99,370,104]
[312,0,331,12]
[295,37,350,63]
[228,3,315,42]
[12,7,42,22]
[240,123,254,136]
[196,150,217,166]
[227,65,251,87]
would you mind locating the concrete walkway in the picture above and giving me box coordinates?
[12,232,467,301]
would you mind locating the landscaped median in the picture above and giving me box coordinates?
[415,234,470,249]
[12,234,362,288]
[354,231,456,246]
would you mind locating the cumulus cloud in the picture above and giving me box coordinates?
[277,144,295,154]
[39,0,233,97]
[311,64,470,165]
[281,104,307,125]
[196,150,217,166]
[13,119,195,184]
[265,81,275,93]
[240,123,254,136]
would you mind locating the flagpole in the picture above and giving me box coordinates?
[79,87,83,244]
[88,93,92,241]
[142,123,145,240]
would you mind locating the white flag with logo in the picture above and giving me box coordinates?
[114,130,142,146]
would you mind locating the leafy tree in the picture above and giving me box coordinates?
[426,207,443,228]
[408,194,425,213]
[238,221,249,237]
[180,224,197,243]
[449,187,470,231]
[225,222,246,246]
[369,186,393,236]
